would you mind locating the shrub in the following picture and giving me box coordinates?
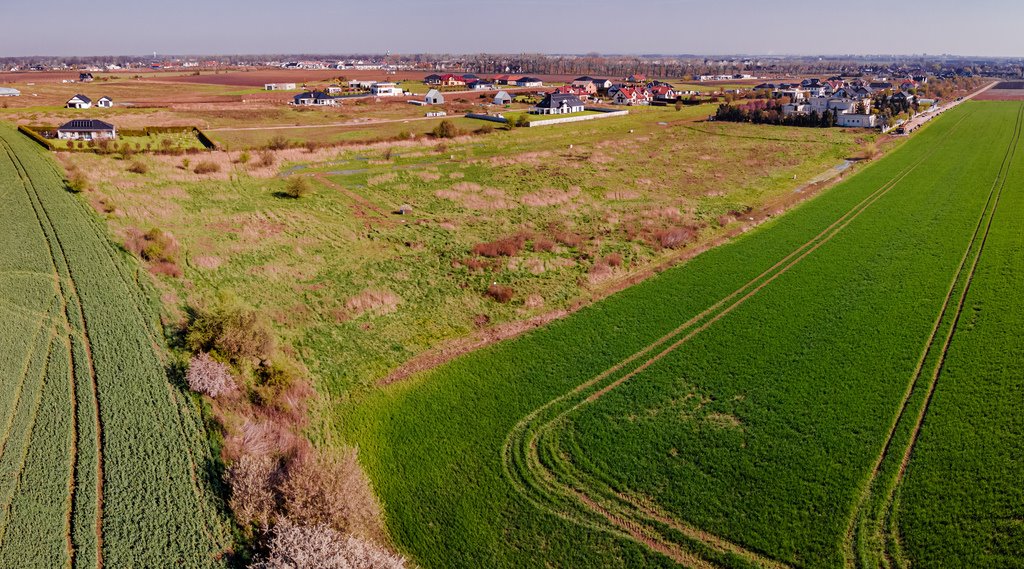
[283,176,313,199]
[185,352,236,397]
[532,238,555,253]
[473,234,528,257]
[475,124,494,135]
[227,454,279,530]
[257,151,276,168]
[238,151,251,165]
[251,520,405,569]
[605,252,623,267]
[431,120,460,139]
[267,135,290,150]
[67,171,88,193]
[181,157,190,170]
[193,160,220,174]
[139,228,178,263]
[515,114,530,127]
[186,294,275,364]
[486,284,514,303]
[654,226,696,249]
[280,448,384,539]
[127,160,148,174]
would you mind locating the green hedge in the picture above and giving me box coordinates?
[17,125,55,150]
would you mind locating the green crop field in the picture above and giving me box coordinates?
[0,124,231,566]
[340,101,1024,568]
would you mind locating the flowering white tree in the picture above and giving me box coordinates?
[251,520,405,569]
[185,352,235,397]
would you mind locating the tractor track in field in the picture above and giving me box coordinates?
[502,111,972,568]
[2,137,105,568]
[844,102,1024,569]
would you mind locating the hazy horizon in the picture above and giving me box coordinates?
[3,0,1023,59]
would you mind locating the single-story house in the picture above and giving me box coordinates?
[550,85,591,100]
[493,91,512,105]
[530,92,585,115]
[627,74,647,83]
[649,85,677,102]
[424,74,442,85]
[516,77,544,87]
[493,75,522,85]
[326,85,343,95]
[0,87,20,97]
[66,94,92,109]
[293,91,337,106]
[468,80,495,90]
[96,96,113,108]
[591,79,613,91]
[265,83,297,91]
[57,119,116,140]
[425,89,445,105]
[79,72,94,82]
[836,113,878,128]
[370,82,403,97]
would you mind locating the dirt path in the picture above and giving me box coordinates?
[205,113,462,132]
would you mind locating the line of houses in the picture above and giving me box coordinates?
[65,94,114,109]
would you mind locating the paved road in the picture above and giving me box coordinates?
[897,81,996,134]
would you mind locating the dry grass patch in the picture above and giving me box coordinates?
[345,289,402,318]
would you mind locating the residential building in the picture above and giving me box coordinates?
[425,89,445,105]
[370,82,404,97]
[439,74,466,87]
[612,87,652,106]
[57,119,116,140]
[66,94,92,109]
[293,91,338,106]
[79,72,94,82]
[530,92,585,115]
[516,77,544,87]
[493,91,512,105]
[836,114,878,128]
[97,96,113,108]
[424,74,442,85]
[264,83,297,91]
[467,80,495,90]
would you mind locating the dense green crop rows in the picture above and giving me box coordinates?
[896,103,1024,568]
[0,124,230,566]
[343,102,1024,568]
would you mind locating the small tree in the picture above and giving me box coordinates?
[185,352,236,397]
[67,171,88,193]
[227,454,278,530]
[181,157,191,170]
[515,114,530,128]
[127,160,148,174]
[283,176,313,199]
[251,520,405,569]
[238,151,251,165]
[431,120,459,139]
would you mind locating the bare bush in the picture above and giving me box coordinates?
[227,454,280,530]
[193,160,221,174]
[185,352,236,397]
[127,160,149,174]
[473,233,529,257]
[486,284,515,303]
[280,448,385,541]
[251,520,405,569]
[531,238,555,253]
[257,151,276,168]
[267,135,290,151]
[654,226,696,249]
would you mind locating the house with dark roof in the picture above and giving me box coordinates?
[57,119,116,140]
[66,94,92,109]
[591,79,613,91]
[467,80,495,90]
[293,91,337,106]
[97,96,113,108]
[424,74,442,85]
[516,77,544,87]
[79,72,94,82]
[530,93,585,115]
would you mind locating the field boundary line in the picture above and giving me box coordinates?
[503,111,972,568]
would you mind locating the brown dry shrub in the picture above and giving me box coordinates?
[193,160,220,174]
[532,238,555,253]
[185,352,236,397]
[280,448,386,541]
[224,420,301,463]
[654,226,697,249]
[149,261,183,277]
[604,252,623,267]
[553,229,583,248]
[127,160,148,174]
[257,150,276,168]
[486,284,514,303]
[227,454,280,530]
[473,233,529,258]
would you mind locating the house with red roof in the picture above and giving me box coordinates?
[612,87,652,106]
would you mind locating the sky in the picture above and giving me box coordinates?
[3,0,1023,58]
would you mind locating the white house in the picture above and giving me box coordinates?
[326,85,343,95]
[836,114,878,128]
[530,93,585,115]
[97,96,113,108]
[612,87,652,106]
[424,89,445,105]
[66,94,92,109]
[493,91,512,105]
[370,82,403,97]
[265,83,297,91]
[516,77,544,87]
[57,119,116,140]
